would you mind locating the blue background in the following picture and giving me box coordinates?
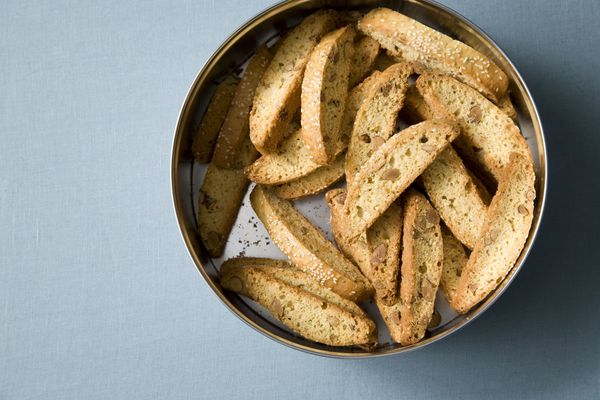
[1,0,599,399]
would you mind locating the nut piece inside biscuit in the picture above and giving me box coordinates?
[270,298,283,316]
[224,276,244,292]
[380,168,400,180]
[327,315,340,327]
[370,243,388,265]
[518,204,529,215]
[371,135,385,150]
[468,105,482,123]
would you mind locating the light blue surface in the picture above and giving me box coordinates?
[1,1,599,399]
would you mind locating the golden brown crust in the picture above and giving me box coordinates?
[358,8,508,102]
[192,76,239,163]
[301,26,355,164]
[212,46,272,168]
[250,10,337,154]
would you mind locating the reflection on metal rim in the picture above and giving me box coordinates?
[171,0,547,358]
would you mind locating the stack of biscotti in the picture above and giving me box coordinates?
[189,7,537,349]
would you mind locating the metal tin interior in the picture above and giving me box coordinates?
[171,0,547,358]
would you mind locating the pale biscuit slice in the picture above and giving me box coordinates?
[452,153,536,313]
[250,10,337,154]
[301,26,355,164]
[345,62,412,183]
[250,185,373,302]
[417,73,531,181]
[358,8,508,102]
[399,190,443,345]
[326,189,402,306]
[421,146,488,249]
[273,153,345,199]
[198,135,258,257]
[220,265,376,346]
[212,46,272,168]
[343,119,460,240]
[192,76,239,163]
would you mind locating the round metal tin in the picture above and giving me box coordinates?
[171,0,547,358]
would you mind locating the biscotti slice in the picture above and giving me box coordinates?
[348,36,380,88]
[250,185,373,302]
[244,124,325,185]
[338,70,382,151]
[440,227,468,307]
[358,8,508,102]
[250,10,337,154]
[198,135,258,257]
[301,26,355,164]
[452,153,536,313]
[366,202,403,306]
[343,119,460,239]
[345,62,412,183]
[273,153,345,199]
[212,46,272,168]
[421,146,488,249]
[220,257,367,316]
[192,76,239,162]
[417,73,531,180]
[220,266,376,346]
[326,189,402,306]
[399,190,443,345]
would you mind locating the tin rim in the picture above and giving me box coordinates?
[171,0,547,358]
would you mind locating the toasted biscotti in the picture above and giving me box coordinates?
[421,146,488,249]
[348,36,380,88]
[439,227,468,307]
[399,190,443,345]
[326,189,402,306]
[343,120,460,239]
[220,257,365,316]
[198,135,258,257]
[212,46,272,168]
[345,62,412,183]
[366,201,403,306]
[273,153,344,199]
[338,70,382,151]
[192,76,239,163]
[250,10,337,154]
[358,8,508,102]
[245,123,327,185]
[220,264,376,346]
[250,185,373,302]
[452,153,536,313]
[301,26,355,164]
[417,73,531,180]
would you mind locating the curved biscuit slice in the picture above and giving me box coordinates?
[348,36,380,88]
[220,266,376,346]
[343,120,460,239]
[345,62,412,183]
[302,26,355,164]
[273,153,345,199]
[250,185,373,302]
[421,146,488,249]
[192,76,239,163]
[417,73,531,181]
[399,190,443,345]
[212,46,272,168]
[250,10,337,154]
[439,227,468,307]
[452,153,536,313]
[358,8,507,102]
